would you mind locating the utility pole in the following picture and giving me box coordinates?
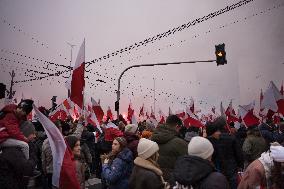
[153,77,156,116]
[67,42,76,98]
[7,70,16,99]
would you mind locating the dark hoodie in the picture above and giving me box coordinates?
[173,155,229,189]
[151,124,187,182]
[102,147,133,189]
[124,131,139,158]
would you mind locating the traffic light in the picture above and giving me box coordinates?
[115,101,119,111]
[0,83,6,99]
[215,43,227,66]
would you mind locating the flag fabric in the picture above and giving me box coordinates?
[175,109,185,119]
[49,104,68,122]
[239,103,260,127]
[127,103,134,122]
[280,81,284,96]
[189,98,194,113]
[262,81,283,114]
[91,97,104,123]
[33,105,80,189]
[184,107,204,128]
[139,105,144,117]
[220,102,226,118]
[131,114,138,125]
[150,107,156,120]
[158,109,166,124]
[107,106,113,121]
[87,112,102,133]
[70,40,85,109]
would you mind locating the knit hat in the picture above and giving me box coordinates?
[18,99,34,115]
[20,121,35,137]
[188,136,214,160]
[124,124,138,134]
[137,138,159,159]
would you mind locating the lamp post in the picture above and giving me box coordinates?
[115,60,216,118]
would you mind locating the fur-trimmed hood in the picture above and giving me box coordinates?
[134,157,163,176]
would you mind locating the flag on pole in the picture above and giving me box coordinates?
[70,40,85,109]
[33,105,80,189]
[91,97,104,123]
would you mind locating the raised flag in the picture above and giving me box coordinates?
[107,106,113,121]
[239,103,260,127]
[33,105,80,189]
[70,40,85,109]
[91,97,104,123]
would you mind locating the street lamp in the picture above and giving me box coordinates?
[115,44,227,118]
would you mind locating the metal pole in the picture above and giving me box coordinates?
[116,60,215,117]
[153,77,156,116]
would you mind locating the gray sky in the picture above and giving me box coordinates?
[0,0,283,115]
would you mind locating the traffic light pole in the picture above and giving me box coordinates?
[116,60,216,118]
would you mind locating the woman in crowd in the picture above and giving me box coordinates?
[129,138,169,189]
[101,136,133,189]
[65,135,86,189]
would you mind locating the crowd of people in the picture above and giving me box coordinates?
[0,99,284,189]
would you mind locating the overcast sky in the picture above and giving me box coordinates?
[0,0,283,115]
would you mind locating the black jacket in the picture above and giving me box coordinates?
[173,155,229,189]
[0,147,36,189]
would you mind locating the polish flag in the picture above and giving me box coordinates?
[33,105,80,189]
[139,104,144,117]
[158,109,166,124]
[91,97,104,123]
[239,102,260,127]
[280,81,284,96]
[107,106,113,121]
[70,40,85,109]
[263,81,284,115]
[175,109,185,119]
[127,103,134,122]
[49,104,68,122]
[87,112,102,133]
[220,102,226,118]
[150,107,156,120]
[184,107,204,128]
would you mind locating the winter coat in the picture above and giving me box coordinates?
[151,124,188,182]
[102,147,133,189]
[0,104,27,143]
[238,152,274,189]
[0,147,36,189]
[124,132,139,158]
[218,133,244,177]
[242,135,267,164]
[42,138,53,174]
[173,155,230,189]
[75,158,86,189]
[129,157,166,189]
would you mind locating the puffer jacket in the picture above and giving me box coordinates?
[173,155,229,189]
[0,104,27,143]
[102,147,133,189]
[151,124,187,181]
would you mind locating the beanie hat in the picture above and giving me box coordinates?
[137,138,159,159]
[20,121,35,137]
[188,136,214,160]
[114,137,127,149]
[124,124,138,134]
[18,99,34,115]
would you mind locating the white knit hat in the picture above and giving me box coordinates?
[137,138,159,159]
[188,136,214,160]
[125,124,138,134]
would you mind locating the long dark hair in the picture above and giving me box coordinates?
[106,137,127,163]
[271,161,284,189]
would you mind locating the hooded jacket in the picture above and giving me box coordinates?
[173,155,229,189]
[124,131,139,158]
[102,147,133,189]
[0,104,27,143]
[151,124,187,181]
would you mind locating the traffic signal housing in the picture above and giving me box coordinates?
[215,43,227,66]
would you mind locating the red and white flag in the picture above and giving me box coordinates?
[127,103,134,122]
[91,97,104,123]
[70,40,85,109]
[150,107,157,120]
[158,109,166,124]
[263,81,284,115]
[239,102,260,127]
[139,104,144,117]
[280,81,284,96]
[33,105,80,189]
[49,104,68,122]
[107,106,113,121]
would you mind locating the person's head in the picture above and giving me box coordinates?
[213,116,227,132]
[16,99,34,117]
[205,121,221,139]
[137,138,159,162]
[54,119,63,134]
[247,125,260,136]
[112,137,127,154]
[188,136,214,161]
[20,121,36,141]
[65,135,81,157]
[124,124,138,134]
[166,115,183,132]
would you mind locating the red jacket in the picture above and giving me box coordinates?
[0,104,27,143]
